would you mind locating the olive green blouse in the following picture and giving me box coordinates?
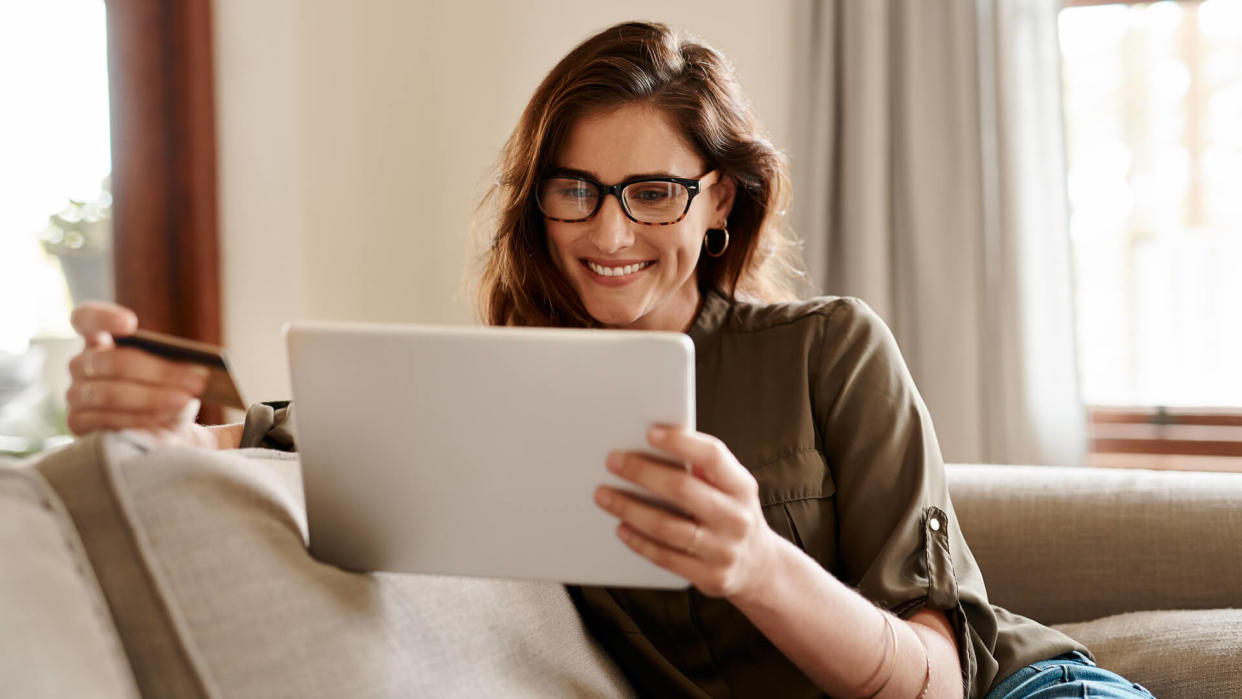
[240,289,1088,698]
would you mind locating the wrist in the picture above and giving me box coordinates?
[726,527,799,611]
[196,423,242,450]
[190,424,219,450]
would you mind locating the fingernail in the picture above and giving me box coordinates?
[648,426,667,441]
[191,366,211,379]
[606,452,623,472]
[594,488,613,507]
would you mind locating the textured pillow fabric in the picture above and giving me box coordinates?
[1054,609,1242,699]
[0,460,140,699]
[36,432,634,699]
[947,464,1242,624]
[36,433,218,697]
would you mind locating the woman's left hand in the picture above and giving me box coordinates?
[595,426,779,600]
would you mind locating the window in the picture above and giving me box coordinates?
[0,1,111,456]
[1059,0,1242,470]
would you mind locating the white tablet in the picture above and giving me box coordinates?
[285,321,695,589]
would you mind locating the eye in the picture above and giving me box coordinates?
[561,185,595,200]
[627,182,675,202]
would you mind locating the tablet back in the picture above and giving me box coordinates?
[286,322,694,589]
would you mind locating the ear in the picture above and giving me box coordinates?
[711,174,738,224]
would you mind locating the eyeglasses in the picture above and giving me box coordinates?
[536,170,718,225]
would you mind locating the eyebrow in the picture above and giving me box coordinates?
[547,167,691,181]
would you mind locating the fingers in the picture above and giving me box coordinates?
[69,347,210,395]
[614,522,708,583]
[646,426,758,498]
[64,369,202,438]
[71,303,138,348]
[605,450,740,531]
[67,379,196,414]
[596,485,702,545]
[66,406,190,436]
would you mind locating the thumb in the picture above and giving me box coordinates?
[71,303,139,349]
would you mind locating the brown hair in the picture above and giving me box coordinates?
[476,21,805,327]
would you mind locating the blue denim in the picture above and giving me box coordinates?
[986,651,1157,698]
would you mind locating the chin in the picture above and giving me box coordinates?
[583,299,645,328]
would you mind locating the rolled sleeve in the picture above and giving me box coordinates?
[238,400,298,452]
[813,298,997,698]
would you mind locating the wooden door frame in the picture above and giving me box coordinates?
[105,0,222,422]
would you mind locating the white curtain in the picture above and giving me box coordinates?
[790,0,1085,466]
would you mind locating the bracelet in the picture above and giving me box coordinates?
[915,631,932,699]
[864,611,898,699]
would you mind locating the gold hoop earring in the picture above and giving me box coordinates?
[703,226,729,258]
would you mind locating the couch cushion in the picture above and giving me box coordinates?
[36,432,634,699]
[0,459,140,698]
[947,463,1242,624]
[1054,609,1242,699]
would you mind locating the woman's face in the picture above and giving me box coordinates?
[544,103,734,331]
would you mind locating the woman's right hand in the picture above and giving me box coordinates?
[66,302,215,448]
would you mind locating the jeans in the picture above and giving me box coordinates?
[986,651,1157,698]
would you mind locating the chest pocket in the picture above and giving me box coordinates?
[754,448,839,573]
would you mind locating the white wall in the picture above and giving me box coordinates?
[215,0,798,402]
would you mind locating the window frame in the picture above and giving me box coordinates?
[1061,0,1242,470]
[1090,406,1242,456]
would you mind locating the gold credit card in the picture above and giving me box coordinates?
[113,329,246,410]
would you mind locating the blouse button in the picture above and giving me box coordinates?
[929,517,941,532]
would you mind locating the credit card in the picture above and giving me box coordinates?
[114,329,246,410]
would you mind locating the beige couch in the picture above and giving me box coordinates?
[3,432,1239,698]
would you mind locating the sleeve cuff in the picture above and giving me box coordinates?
[238,401,297,452]
[891,506,977,699]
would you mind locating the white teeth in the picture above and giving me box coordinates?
[587,260,650,277]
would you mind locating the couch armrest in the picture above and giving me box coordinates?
[1,457,140,698]
[946,463,1242,625]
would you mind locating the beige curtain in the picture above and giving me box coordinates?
[790,0,1085,466]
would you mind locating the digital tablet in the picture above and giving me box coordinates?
[285,321,695,589]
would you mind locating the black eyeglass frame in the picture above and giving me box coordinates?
[536,170,719,226]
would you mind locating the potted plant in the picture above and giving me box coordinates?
[39,175,114,305]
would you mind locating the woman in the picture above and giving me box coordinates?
[66,21,1152,699]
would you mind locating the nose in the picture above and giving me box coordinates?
[588,194,635,255]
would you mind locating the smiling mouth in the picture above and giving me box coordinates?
[582,259,655,278]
